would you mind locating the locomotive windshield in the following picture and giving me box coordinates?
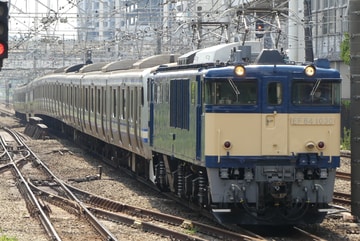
[204,79,257,105]
[291,80,341,105]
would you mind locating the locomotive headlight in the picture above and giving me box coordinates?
[304,65,316,76]
[234,65,245,77]
[223,140,232,150]
[305,141,316,150]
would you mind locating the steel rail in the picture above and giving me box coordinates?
[33,180,265,241]
[0,128,62,241]
[65,183,266,241]
[336,171,351,180]
[4,127,118,241]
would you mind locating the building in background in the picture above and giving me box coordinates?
[312,0,349,98]
[0,0,351,102]
[288,0,349,98]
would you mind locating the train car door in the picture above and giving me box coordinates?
[82,86,87,130]
[132,86,142,152]
[136,87,143,152]
[108,86,115,143]
[60,84,65,119]
[94,87,100,135]
[261,77,288,155]
[78,77,84,131]
[101,86,107,140]
[125,86,131,147]
[128,87,140,150]
[89,86,94,133]
[148,78,154,146]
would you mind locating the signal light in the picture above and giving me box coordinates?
[0,1,8,61]
[0,41,5,55]
[255,20,265,39]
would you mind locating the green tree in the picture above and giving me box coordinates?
[340,32,350,65]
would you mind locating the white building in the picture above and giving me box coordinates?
[288,0,349,98]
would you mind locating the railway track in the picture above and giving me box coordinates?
[336,171,351,180]
[334,152,351,205]
[0,127,116,241]
[1,126,271,241]
[31,181,266,241]
[0,129,61,240]
[333,192,351,206]
[340,150,351,158]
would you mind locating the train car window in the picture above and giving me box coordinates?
[191,82,196,105]
[154,83,162,104]
[62,84,65,103]
[70,86,73,106]
[134,87,138,119]
[267,82,282,105]
[64,85,67,104]
[163,83,169,103]
[91,88,94,113]
[97,88,101,114]
[55,84,58,101]
[74,86,77,108]
[85,87,88,111]
[117,87,121,118]
[54,84,57,102]
[59,84,61,102]
[291,80,341,105]
[205,79,257,105]
[102,88,106,116]
[153,83,158,103]
[112,88,116,118]
[147,79,151,102]
[140,87,144,106]
[130,89,134,120]
[121,88,127,120]
[126,87,130,119]
[159,84,162,103]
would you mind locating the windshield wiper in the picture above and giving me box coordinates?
[310,79,321,96]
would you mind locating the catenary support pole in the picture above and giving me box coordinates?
[350,0,360,219]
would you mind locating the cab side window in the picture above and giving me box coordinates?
[267,82,282,105]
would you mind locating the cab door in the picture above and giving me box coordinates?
[261,77,288,155]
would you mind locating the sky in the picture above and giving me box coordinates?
[9,0,78,39]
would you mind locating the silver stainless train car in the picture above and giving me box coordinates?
[13,43,342,225]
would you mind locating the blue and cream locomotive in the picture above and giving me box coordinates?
[13,43,341,225]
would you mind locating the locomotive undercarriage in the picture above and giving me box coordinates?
[152,153,209,206]
[46,120,212,210]
[209,164,333,225]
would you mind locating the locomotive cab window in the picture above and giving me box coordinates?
[267,82,282,105]
[205,79,257,105]
[291,80,341,105]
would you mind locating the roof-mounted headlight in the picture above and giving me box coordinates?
[234,65,245,77]
[304,65,316,77]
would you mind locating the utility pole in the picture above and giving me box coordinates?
[303,0,314,62]
[350,0,360,219]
